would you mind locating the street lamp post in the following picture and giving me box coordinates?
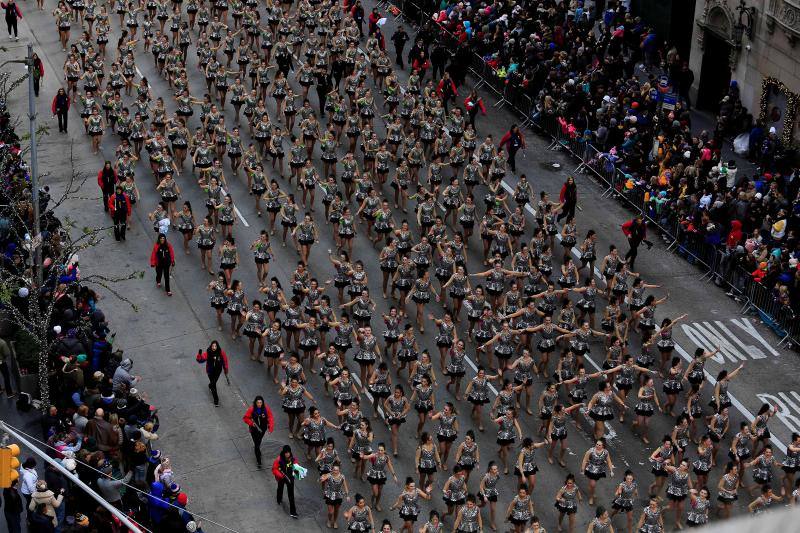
[2,45,42,286]
[26,44,42,288]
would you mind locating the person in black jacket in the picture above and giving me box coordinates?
[431,43,449,82]
[97,161,117,213]
[331,55,346,90]
[196,341,229,406]
[407,38,425,69]
[391,26,409,69]
[52,88,70,133]
[272,445,298,518]
[2,0,20,40]
[315,68,332,119]
[3,479,23,533]
[109,185,131,241]
[449,44,471,87]
[351,1,365,37]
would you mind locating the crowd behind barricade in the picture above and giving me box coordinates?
[397,0,800,340]
[0,100,201,533]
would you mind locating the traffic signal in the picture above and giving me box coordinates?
[0,444,21,488]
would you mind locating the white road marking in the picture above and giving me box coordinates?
[730,317,780,357]
[496,179,789,452]
[680,319,777,362]
[758,391,800,435]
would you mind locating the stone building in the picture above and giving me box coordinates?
[688,0,800,147]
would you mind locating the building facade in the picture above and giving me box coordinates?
[689,0,800,147]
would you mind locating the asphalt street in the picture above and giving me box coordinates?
[4,2,799,533]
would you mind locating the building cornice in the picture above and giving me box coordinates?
[765,0,800,46]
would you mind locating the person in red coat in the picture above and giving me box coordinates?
[621,215,652,270]
[108,185,132,241]
[412,50,431,82]
[464,90,487,131]
[150,234,176,295]
[196,340,230,406]
[243,395,275,467]
[367,7,380,36]
[272,445,299,518]
[437,72,458,112]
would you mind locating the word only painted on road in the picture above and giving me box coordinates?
[679,318,780,362]
[757,390,800,435]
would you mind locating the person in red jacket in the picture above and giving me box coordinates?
[751,261,768,284]
[108,185,132,241]
[272,445,299,518]
[196,340,230,406]
[621,215,652,270]
[437,72,458,112]
[150,234,176,295]
[464,90,487,131]
[243,395,275,467]
[97,161,118,213]
[412,50,431,82]
[367,7,380,36]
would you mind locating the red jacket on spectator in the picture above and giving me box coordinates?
[726,220,743,248]
[751,266,767,283]
[107,192,131,217]
[243,405,275,433]
[150,241,175,267]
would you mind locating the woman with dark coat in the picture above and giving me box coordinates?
[51,88,70,133]
[195,340,229,406]
[97,161,118,213]
[558,176,578,222]
[1,0,21,40]
[150,234,176,296]
[108,185,132,241]
[243,395,275,467]
[272,445,299,518]
[498,125,526,173]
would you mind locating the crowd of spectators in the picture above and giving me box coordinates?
[0,97,200,532]
[398,0,800,331]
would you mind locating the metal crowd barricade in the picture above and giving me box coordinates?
[740,277,795,345]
